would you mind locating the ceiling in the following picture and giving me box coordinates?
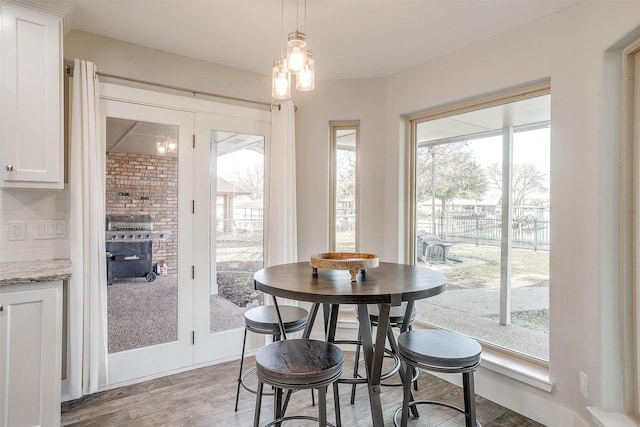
[28,0,577,81]
[106,117,264,157]
[417,94,550,144]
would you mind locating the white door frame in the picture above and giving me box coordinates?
[99,83,271,384]
[100,95,195,386]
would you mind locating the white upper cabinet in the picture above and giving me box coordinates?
[0,2,63,189]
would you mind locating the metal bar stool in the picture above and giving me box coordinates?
[234,305,309,411]
[253,339,344,427]
[349,302,418,403]
[393,329,482,427]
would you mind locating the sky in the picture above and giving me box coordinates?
[471,128,550,173]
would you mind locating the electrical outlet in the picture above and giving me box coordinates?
[8,220,25,241]
[579,371,589,398]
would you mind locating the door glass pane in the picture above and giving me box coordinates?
[105,118,179,353]
[210,131,265,333]
[413,94,550,361]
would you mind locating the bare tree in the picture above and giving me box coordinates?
[336,148,356,204]
[486,162,547,207]
[227,161,264,200]
[417,143,488,209]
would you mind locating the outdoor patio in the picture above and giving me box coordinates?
[415,243,549,361]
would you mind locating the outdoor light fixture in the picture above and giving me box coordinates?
[156,136,176,155]
[271,0,315,99]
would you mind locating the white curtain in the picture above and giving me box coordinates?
[68,59,108,398]
[265,101,297,267]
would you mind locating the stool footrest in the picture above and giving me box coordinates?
[241,367,274,397]
[262,415,337,427]
[393,400,482,427]
[331,340,401,384]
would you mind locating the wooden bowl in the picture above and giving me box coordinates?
[309,252,379,282]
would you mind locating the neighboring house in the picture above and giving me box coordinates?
[449,194,503,216]
[216,177,253,234]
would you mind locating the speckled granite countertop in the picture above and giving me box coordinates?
[0,259,72,285]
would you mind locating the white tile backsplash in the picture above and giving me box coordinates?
[0,186,70,262]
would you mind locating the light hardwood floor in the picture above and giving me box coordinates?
[61,353,544,426]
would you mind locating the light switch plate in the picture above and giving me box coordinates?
[34,220,66,240]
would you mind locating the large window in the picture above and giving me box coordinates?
[330,122,359,252]
[408,85,550,362]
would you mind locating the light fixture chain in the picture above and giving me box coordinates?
[280,0,284,57]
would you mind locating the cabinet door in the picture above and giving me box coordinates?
[0,3,63,188]
[0,284,62,427]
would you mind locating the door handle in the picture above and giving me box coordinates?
[5,165,14,171]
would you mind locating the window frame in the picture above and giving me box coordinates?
[405,82,551,365]
[329,121,360,252]
[621,40,640,420]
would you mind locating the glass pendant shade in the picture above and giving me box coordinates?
[272,58,291,99]
[287,31,307,74]
[296,49,315,91]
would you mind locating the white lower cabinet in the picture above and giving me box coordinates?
[0,281,62,427]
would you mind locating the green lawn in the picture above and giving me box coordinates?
[439,243,549,289]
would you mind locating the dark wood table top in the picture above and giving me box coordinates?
[254,261,447,306]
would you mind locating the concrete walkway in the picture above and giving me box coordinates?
[416,286,549,360]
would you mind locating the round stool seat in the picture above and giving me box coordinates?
[398,329,481,371]
[394,330,483,427]
[256,339,344,388]
[235,305,309,412]
[244,305,308,335]
[367,303,417,326]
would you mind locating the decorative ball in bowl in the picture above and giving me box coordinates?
[309,252,379,282]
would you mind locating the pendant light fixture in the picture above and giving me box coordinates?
[272,58,291,99]
[296,49,314,91]
[272,0,291,99]
[287,30,306,74]
[271,0,315,99]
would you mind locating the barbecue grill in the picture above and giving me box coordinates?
[105,214,171,285]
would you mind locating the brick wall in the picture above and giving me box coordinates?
[106,153,177,274]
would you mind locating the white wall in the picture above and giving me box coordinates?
[6,2,637,425]
[293,78,387,258]
[64,30,270,109]
[0,188,69,262]
[382,2,640,425]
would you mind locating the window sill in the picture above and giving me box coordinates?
[337,315,553,392]
[588,408,639,427]
[479,349,554,392]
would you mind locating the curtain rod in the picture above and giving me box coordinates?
[64,65,280,110]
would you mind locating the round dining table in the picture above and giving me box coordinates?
[253,261,448,427]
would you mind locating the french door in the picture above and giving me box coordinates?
[100,83,271,385]
[194,110,271,364]
[101,97,195,385]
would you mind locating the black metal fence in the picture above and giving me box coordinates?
[418,216,550,251]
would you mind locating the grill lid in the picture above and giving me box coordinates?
[106,214,154,231]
